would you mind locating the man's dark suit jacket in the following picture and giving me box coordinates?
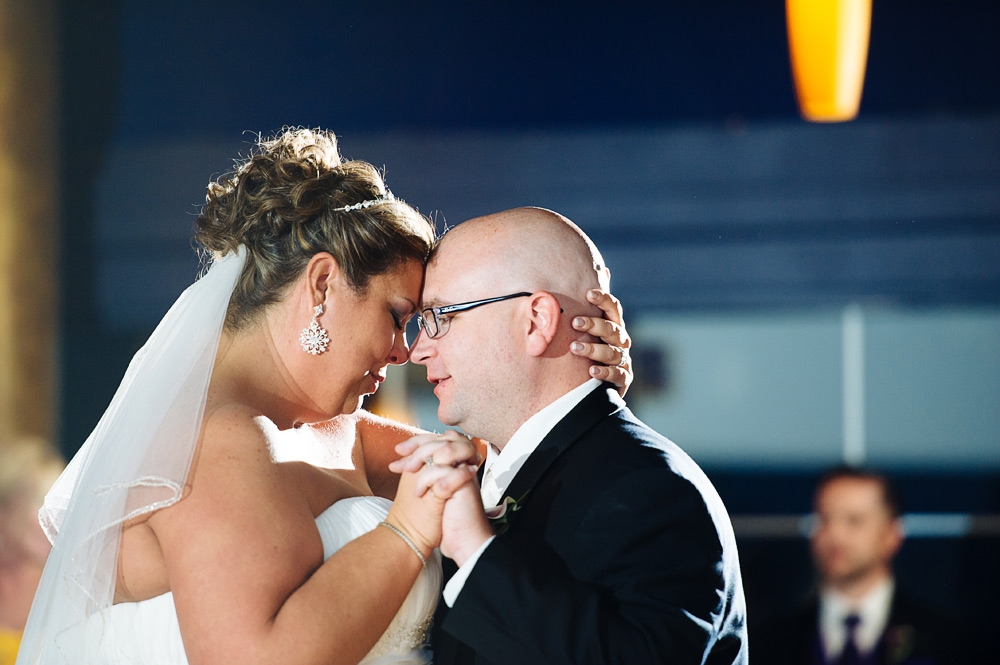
[431,385,748,665]
[753,585,965,665]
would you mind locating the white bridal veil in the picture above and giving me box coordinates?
[16,247,246,665]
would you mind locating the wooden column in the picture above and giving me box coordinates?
[0,0,59,441]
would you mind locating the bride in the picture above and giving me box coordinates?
[16,128,631,665]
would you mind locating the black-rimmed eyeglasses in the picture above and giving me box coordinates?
[415,292,532,339]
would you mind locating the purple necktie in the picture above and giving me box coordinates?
[835,614,862,665]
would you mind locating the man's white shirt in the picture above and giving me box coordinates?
[819,576,895,659]
[442,378,604,606]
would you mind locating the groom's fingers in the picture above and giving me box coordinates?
[389,441,447,473]
[394,432,449,455]
[394,430,472,456]
[390,435,436,470]
[412,465,451,497]
[419,437,479,468]
[413,464,477,498]
[389,434,480,474]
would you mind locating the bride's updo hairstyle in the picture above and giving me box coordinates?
[195,127,435,331]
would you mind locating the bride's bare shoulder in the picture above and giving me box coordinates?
[182,402,285,501]
[354,409,427,439]
[199,402,274,453]
[122,407,293,603]
[153,401,318,549]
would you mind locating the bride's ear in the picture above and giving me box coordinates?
[303,252,343,306]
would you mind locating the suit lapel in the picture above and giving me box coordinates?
[500,385,625,504]
[437,387,624,664]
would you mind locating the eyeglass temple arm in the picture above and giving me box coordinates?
[435,292,530,315]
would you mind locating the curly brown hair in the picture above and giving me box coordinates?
[194,128,435,331]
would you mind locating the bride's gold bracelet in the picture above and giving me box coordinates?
[377,521,428,568]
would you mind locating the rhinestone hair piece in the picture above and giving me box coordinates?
[331,189,396,213]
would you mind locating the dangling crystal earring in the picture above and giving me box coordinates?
[299,303,330,355]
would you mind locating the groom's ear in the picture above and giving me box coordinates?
[303,252,343,305]
[524,291,561,357]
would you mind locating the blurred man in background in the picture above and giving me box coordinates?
[756,466,961,665]
[0,437,63,665]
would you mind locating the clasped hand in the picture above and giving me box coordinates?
[388,432,494,566]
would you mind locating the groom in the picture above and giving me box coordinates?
[406,207,748,664]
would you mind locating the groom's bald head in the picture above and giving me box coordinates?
[412,207,611,445]
[429,207,610,310]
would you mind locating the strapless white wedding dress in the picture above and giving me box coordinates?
[66,496,440,664]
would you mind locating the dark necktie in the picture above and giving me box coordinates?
[835,614,862,665]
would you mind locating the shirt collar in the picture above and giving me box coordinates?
[819,576,895,657]
[483,378,603,497]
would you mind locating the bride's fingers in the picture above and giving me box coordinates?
[428,465,479,500]
[579,288,633,396]
[584,289,632,352]
[571,317,626,348]
[587,289,625,326]
[570,340,629,367]
[589,364,630,386]
[569,338,632,394]
[585,357,632,394]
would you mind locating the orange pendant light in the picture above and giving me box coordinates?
[786,0,872,122]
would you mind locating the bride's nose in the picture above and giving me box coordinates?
[387,329,409,365]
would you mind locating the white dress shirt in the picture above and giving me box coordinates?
[819,576,895,660]
[442,378,604,606]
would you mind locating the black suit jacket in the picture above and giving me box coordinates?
[754,585,965,665]
[431,386,748,665]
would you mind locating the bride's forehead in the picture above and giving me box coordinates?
[369,261,422,287]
